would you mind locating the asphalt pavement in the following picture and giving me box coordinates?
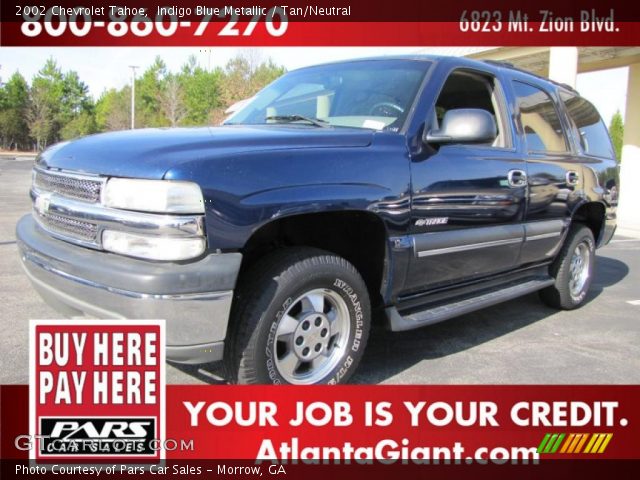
[1,157,639,384]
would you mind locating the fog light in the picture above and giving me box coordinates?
[102,230,205,261]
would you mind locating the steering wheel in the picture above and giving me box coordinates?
[369,102,405,117]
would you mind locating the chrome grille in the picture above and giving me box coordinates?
[34,169,103,203]
[35,210,98,242]
[30,168,205,254]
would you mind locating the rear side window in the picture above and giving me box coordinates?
[560,92,615,159]
[513,81,568,153]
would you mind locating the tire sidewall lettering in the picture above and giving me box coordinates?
[333,278,364,353]
[263,276,365,384]
[265,296,293,384]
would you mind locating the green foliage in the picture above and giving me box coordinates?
[219,54,285,107]
[136,56,169,127]
[609,110,624,162]
[0,51,285,151]
[251,59,286,90]
[61,71,93,119]
[178,56,223,125]
[208,52,286,123]
[27,81,53,151]
[61,111,97,140]
[23,58,94,149]
[0,72,30,150]
[158,73,186,127]
[95,88,130,131]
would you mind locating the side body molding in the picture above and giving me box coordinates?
[413,224,524,258]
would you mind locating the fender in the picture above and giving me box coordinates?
[242,183,409,304]
[240,182,394,223]
[571,163,618,246]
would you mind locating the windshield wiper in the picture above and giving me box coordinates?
[265,115,329,128]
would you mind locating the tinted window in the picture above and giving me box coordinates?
[561,92,614,158]
[513,81,568,153]
[226,60,430,131]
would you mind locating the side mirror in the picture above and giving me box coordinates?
[425,108,497,145]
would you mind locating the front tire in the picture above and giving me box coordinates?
[225,247,371,385]
[539,225,595,310]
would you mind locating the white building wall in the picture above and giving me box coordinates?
[617,63,640,236]
[548,47,579,88]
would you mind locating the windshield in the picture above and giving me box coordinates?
[225,59,431,131]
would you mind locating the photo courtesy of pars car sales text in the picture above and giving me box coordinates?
[1,0,639,478]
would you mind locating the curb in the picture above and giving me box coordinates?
[0,155,37,161]
[614,227,640,240]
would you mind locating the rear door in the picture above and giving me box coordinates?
[403,67,526,294]
[511,80,580,265]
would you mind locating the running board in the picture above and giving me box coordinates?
[387,278,555,332]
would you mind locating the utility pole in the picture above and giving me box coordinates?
[129,65,139,129]
[199,48,212,70]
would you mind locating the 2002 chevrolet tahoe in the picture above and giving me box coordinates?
[17,56,618,384]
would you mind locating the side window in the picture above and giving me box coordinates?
[512,81,568,153]
[434,70,508,147]
[560,92,615,159]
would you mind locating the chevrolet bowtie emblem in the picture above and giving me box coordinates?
[35,193,52,215]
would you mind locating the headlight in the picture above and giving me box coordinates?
[103,178,204,213]
[102,230,205,261]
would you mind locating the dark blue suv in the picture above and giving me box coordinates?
[17,56,618,384]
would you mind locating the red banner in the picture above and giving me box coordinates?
[4,385,640,461]
[3,22,640,46]
[2,0,640,46]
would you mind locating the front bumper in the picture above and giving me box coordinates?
[16,215,242,364]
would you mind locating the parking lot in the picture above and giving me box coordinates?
[1,156,639,385]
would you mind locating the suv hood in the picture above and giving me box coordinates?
[37,125,374,179]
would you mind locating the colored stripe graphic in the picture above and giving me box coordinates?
[584,434,599,453]
[574,433,589,453]
[539,433,613,454]
[544,434,559,453]
[537,433,551,454]
[567,433,587,453]
[559,433,575,453]
[550,433,565,453]
[597,434,614,453]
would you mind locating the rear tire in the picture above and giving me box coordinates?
[225,247,371,385]
[539,225,595,310]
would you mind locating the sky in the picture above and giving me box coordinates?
[0,47,629,124]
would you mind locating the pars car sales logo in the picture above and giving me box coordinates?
[29,320,165,461]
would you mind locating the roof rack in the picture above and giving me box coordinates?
[482,59,515,69]
[481,59,579,94]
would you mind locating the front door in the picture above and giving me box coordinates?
[403,68,527,294]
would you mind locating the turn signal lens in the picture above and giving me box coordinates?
[102,230,205,261]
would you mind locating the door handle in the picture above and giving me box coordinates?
[566,170,580,186]
[507,169,527,188]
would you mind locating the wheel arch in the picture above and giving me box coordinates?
[570,200,607,247]
[238,210,390,310]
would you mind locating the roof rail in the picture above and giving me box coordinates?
[482,59,515,69]
[481,59,579,94]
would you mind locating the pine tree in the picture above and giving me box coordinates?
[0,72,30,150]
